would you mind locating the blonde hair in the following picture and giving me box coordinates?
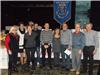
[9,26,17,33]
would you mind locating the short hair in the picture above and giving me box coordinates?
[86,22,93,26]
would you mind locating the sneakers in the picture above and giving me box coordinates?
[76,71,80,75]
[70,69,76,72]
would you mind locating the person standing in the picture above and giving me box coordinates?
[17,22,27,71]
[34,23,41,67]
[83,23,99,75]
[40,23,53,69]
[60,23,72,70]
[5,26,19,75]
[70,23,85,75]
[53,28,61,67]
[24,25,37,70]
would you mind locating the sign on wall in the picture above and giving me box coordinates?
[54,1,71,25]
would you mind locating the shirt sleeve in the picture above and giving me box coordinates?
[5,34,10,51]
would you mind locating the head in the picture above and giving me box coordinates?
[62,23,68,30]
[75,23,81,33]
[28,21,34,29]
[19,22,24,30]
[1,30,5,35]
[34,23,38,30]
[86,23,93,31]
[28,21,34,25]
[44,23,49,30]
[9,26,17,35]
[54,28,60,35]
[27,25,33,32]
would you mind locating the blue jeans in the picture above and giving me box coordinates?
[61,45,71,69]
[36,47,41,64]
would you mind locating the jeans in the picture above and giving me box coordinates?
[25,48,36,67]
[72,48,81,71]
[61,45,71,69]
[36,47,41,64]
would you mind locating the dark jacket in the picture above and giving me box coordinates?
[24,31,37,48]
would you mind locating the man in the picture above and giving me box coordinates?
[5,26,19,75]
[60,23,72,70]
[40,23,53,69]
[83,23,99,75]
[34,23,41,67]
[71,23,85,75]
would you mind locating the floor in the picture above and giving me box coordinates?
[1,65,98,75]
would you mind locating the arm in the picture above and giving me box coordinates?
[81,33,85,50]
[5,34,11,54]
[68,30,72,49]
[40,31,43,45]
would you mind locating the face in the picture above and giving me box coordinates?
[62,23,68,30]
[29,21,34,25]
[86,24,92,31]
[75,24,81,32]
[12,28,17,34]
[34,23,38,29]
[19,24,24,29]
[44,23,49,29]
[27,26,32,32]
[55,29,60,34]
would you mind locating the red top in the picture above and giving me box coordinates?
[5,33,18,52]
[5,34,10,52]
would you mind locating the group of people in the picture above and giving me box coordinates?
[4,21,99,75]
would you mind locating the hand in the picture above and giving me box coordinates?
[78,49,82,55]
[44,45,49,49]
[93,50,96,55]
[8,50,12,55]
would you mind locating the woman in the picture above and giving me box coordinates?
[17,22,27,71]
[53,28,61,67]
[5,26,19,75]
[24,25,37,70]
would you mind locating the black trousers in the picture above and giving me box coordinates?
[41,45,51,67]
[83,46,95,75]
[8,50,18,71]
[25,48,36,67]
[97,63,100,75]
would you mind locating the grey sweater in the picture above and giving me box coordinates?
[24,31,37,48]
[60,29,72,49]
[40,29,53,45]
[83,30,99,50]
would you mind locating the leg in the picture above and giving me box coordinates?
[72,48,77,70]
[76,50,81,71]
[12,50,18,72]
[54,52,60,66]
[88,47,94,75]
[47,45,52,68]
[25,49,31,67]
[8,55,13,75]
[61,45,66,67]
[37,47,41,64]
[41,45,46,66]
[31,48,36,69]
[83,46,89,72]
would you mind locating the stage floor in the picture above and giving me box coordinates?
[1,65,98,75]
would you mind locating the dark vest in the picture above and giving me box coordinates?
[9,33,19,52]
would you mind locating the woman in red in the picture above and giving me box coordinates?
[5,26,19,75]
